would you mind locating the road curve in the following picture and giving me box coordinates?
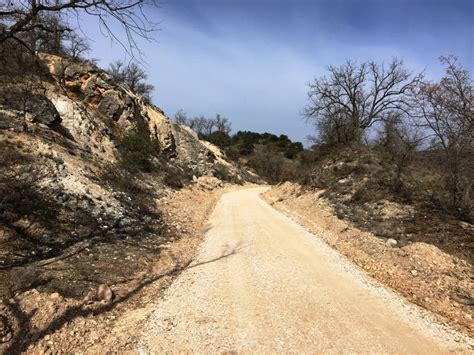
[140,187,463,353]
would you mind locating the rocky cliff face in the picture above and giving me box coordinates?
[30,54,250,180]
[0,54,257,300]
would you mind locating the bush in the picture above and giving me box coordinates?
[101,128,162,210]
[101,164,143,195]
[205,131,231,148]
[163,166,186,189]
[247,151,284,183]
[116,128,159,173]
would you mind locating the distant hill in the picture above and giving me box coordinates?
[202,130,304,183]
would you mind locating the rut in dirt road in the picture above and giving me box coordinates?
[139,187,470,353]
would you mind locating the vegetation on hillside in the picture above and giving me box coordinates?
[172,56,473,224]
[108,61,155,102]
[0,1,156,102]
[302,57,473,223]
[172,111,305,183]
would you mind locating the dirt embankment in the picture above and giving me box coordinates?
[0,183,240,353]
[263,182,474,337]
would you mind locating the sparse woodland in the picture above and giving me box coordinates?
[0,1,473,351]
[177,58,473,225]
[302,57,473,223]
[2,2,471,224]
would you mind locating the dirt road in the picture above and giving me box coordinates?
[139,187,469,353]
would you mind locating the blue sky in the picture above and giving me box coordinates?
[80,0,473,144]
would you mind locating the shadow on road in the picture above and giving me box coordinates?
[2,247,240,354]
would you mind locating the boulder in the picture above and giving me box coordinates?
[0,91,61,126]
[97,91,123,120]
[145,107,177,158]
[49,58,95,80]
[64,63,91,78]
[25,95,61,125]
[194,176,224,190]
[157,120,176,158]
[82,74,113,97]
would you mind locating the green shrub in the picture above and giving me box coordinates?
[116,128,159,173]
[247,151,284,183]
[163,166,185,189]
[206,131,231,148]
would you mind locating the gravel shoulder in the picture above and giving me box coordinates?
[140,187,472,353]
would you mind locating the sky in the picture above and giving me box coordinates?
[80,0,473,144]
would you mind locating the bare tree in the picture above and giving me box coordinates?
[31,12,69,55]
[187,116,211,136]
[377,113,423,195]
[314,108,357,145]
[174,112,232,138]
[202,117,216,136]
[173,109,189,125]
[0,1,158,57]
[305,58,422,144]
[109,60,154,101]
[64,31,90,58]
[214,114,231,134]
[413,56,474,216]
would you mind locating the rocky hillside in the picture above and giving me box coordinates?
[0,53,257,302]
[299,146,473,261]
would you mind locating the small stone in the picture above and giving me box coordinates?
[82,290,95,305]
[50,292,61,300]
[97,284,114,303]
[410,269,418,276]
[385,238,398,247]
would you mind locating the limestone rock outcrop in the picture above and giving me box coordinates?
[0,53,257,302]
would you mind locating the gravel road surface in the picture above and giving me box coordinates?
[139,187,470,353]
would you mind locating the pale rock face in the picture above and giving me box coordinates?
[145,106,177,158]
[0,53,259,310]
[49,94,116,159]
[97,91,123,120]
[3,53,258,184]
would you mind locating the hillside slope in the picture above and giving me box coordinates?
[0,53,257,343]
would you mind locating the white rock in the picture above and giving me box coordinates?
[385,238,398,247]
